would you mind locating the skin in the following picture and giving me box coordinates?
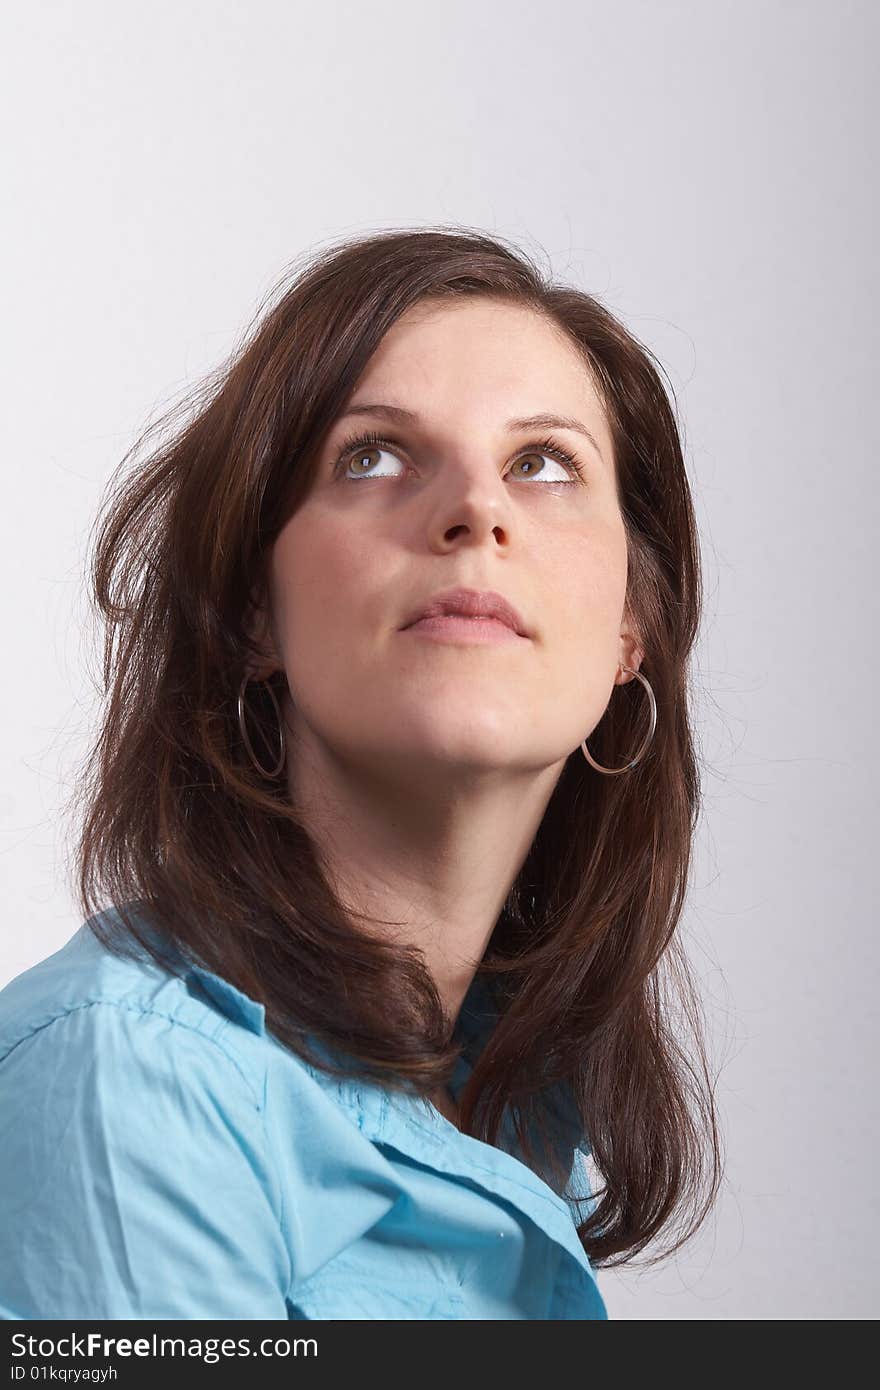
[245,296,643,1126]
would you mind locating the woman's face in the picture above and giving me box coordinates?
[261,296,633,791]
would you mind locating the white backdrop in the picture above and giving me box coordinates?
[1,0,876,1319]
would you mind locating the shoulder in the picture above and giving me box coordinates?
[0,906,411,1319]
[0,906,298,1318]
[0,903,268,1108]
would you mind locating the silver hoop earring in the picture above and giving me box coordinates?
[237,675,287,780]
[580,666,657,775]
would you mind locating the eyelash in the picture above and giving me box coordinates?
[331,429,587,485]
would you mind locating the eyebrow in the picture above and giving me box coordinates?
[337,402,604,462]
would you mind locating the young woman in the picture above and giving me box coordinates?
[0,226,721,1320]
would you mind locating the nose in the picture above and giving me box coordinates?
[422,453,516,545]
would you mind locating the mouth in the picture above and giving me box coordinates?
[400,587,531,638]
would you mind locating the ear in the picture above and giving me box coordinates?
[242,582,282,683]
[616,621,645,685]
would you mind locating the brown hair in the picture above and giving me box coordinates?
[65,224,722,1268]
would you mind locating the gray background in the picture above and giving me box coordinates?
[1,0,876,1318]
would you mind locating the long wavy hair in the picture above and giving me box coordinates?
[65,224,722,1268]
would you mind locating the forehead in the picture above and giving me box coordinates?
[351,297,607,425]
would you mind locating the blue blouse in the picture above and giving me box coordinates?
[0,905,607,1320]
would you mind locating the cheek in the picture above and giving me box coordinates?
[551,519,629,645]
[268,509,379,656]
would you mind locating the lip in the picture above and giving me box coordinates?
[399,586,531,637]
[402,614,526,645]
